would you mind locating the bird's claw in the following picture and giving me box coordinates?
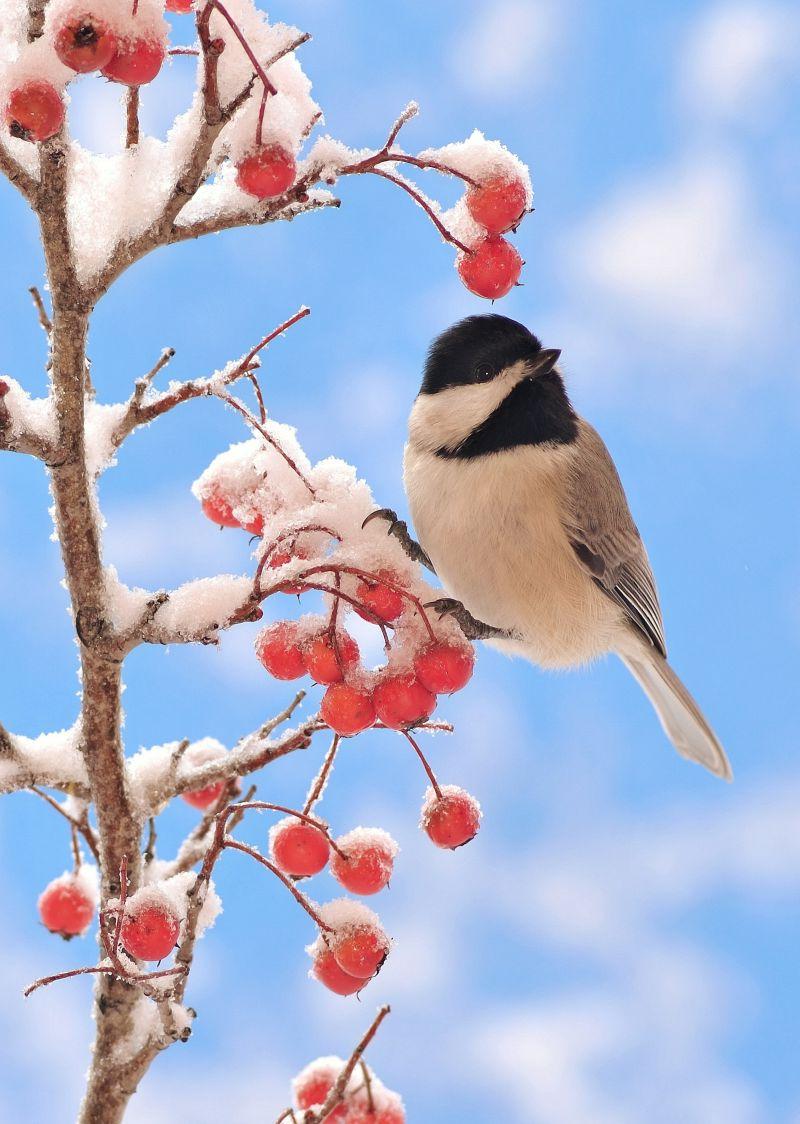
[362,508,435,572]
[423,598,509,641]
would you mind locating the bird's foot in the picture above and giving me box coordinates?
[362,508,435,572]
[424,597,510,641]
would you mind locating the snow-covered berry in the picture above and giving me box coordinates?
[355,571,405,623]
[119,893,180,960]
[255,622,306,680]
[421,786,482,849]
[38,873,96,938]
[330,827,397,895]
[309,943,365,996]
[466,175,527,234]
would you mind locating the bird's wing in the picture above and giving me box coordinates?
[562,421,667,658]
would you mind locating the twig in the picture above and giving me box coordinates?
[28,786,101,864]
[29,286,52,334]
[126,88,140,148]
[303,734,340,815]
[311,1007,391,1123]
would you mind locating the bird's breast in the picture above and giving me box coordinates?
[403,442,621,667]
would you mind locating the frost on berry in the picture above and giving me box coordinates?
[420,784,482,849]
[38,867,98,939]
[118,888,181,961]
[330,827,398,895]
[255,621,306,680]
[292,1055,406,1121]
[466,174,528,234]
[270,815,330,877]
[180,738,230,810]
[318,899,390,980]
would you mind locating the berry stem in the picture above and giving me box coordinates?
[214,389,316,495]
[223,838,334,931]
[402,731,443,799]
[310,1006,391,1123]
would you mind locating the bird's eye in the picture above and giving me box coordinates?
[473,363,493,383]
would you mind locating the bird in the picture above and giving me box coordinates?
[372,313,731,780]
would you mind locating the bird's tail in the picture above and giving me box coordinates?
[618,643,732,781]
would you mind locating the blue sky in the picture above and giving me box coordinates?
[1,1,799,1121]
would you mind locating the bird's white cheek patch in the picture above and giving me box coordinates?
[408,362,529,454]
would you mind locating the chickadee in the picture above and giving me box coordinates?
[389,314,731,779]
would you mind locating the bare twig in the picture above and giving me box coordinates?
[29,286,52,334]
[126,88,140,148]
[303,734,341,815]
[310,1007,391,1123]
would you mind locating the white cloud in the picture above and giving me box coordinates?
[449,0,562,99]
[680,3,800,119]
[566,157,785,343]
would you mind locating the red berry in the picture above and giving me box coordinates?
[422,787,481,849]
[294,1063,341,1112]
[354,571,404,623]
[414,642,474,695]
[303,630,359,685]
[102,37,166,86]
[320,683,376,737]
[243,511,264,536]
[236,144,297,199]
[330,828,396,895]
[466,175,527,234]
[5,81,64,143]
[373,673,435,730]
[457,235,522,300]
[255,622,306,680]
[330,924,388,979]
[55,14,117,73]
[270,817,330,877]
[166,0,193,10]
[268,547,309,594]
[311,944,365,996]
[181,780,225,810]
[119,896,180,960]
[200,488,240,529]
[38,876,95,938]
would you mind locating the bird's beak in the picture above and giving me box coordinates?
[528,349,562,377]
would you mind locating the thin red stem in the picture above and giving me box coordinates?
[402,731,443,799]
[301,563,437,641]
[223,838,334,931]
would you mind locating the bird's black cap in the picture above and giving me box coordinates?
[422,314,554,395]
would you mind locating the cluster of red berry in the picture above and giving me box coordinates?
[3,1,297,206]
[5,6,171,143]
[293,1055,405,1123]
[38,874,180,961]
[457,173,528,299]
